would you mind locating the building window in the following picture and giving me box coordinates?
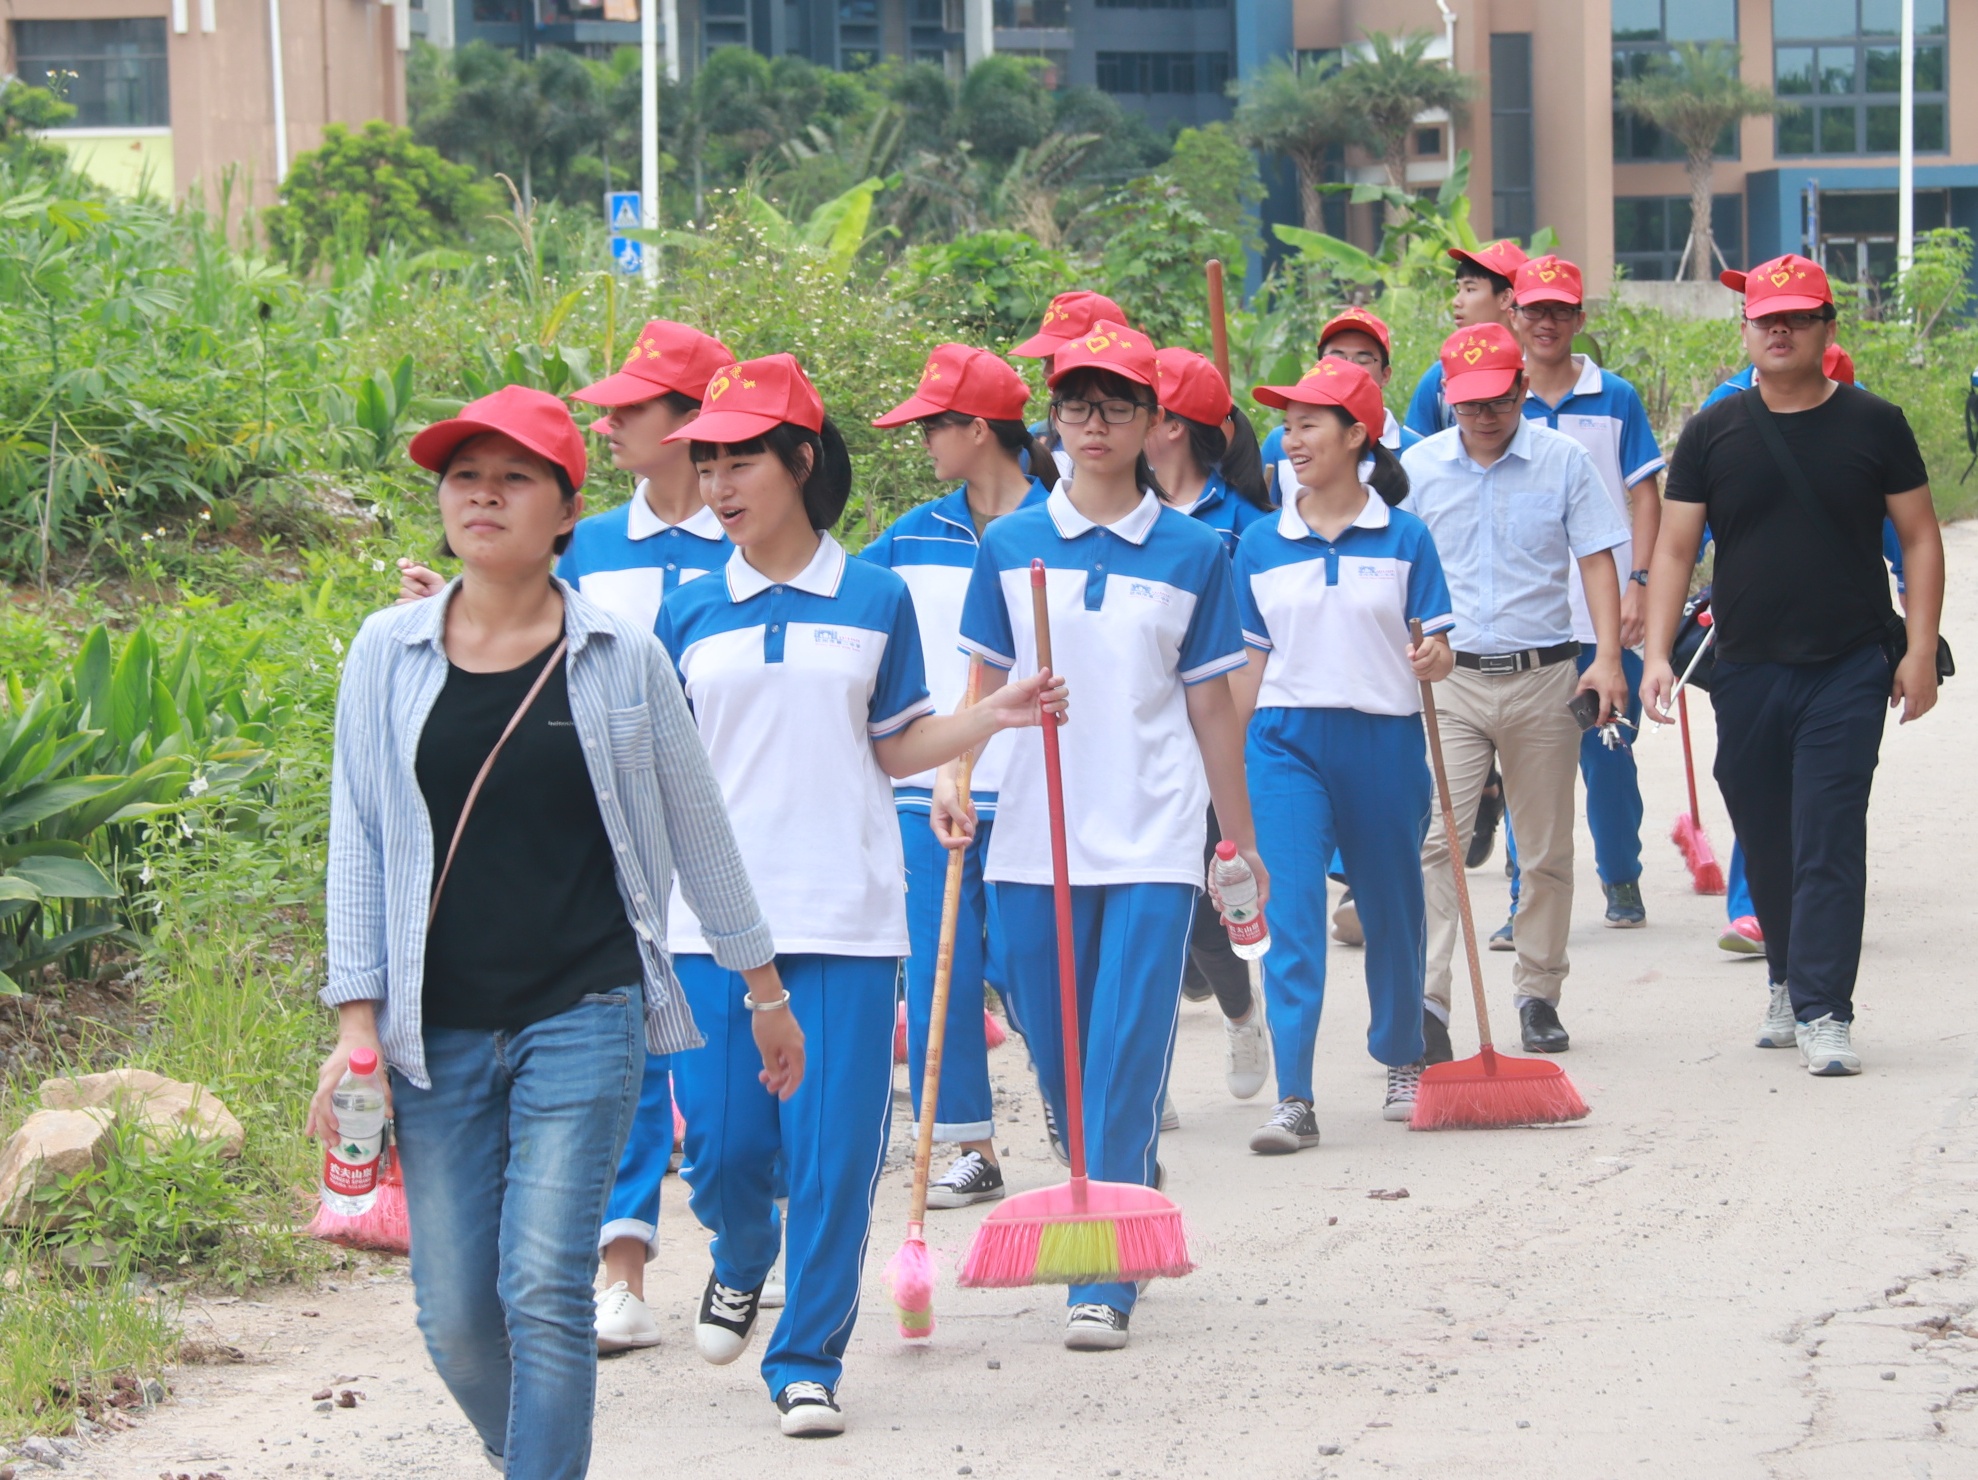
[995,1,1070,26]
[1096,51,1232,95]
[838,0,880,67]
[1612,0,1739,161]
[1775,0,1946,156]
[12,18,169,129]
[1812,187,1949,283]
[1615,194,1745,280]
[702,0,749,53]
[472,0,523,19]
[1415,127,1443,156]
[1490,33,1534,244]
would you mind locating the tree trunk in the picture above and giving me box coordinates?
[1294,151,1325,231]
[1685,147,1715,282]
[1384,138,1410,227]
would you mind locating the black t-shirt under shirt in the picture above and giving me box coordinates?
[1665,383,1926,665]
[416,640,644,1032]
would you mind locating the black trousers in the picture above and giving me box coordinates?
[1710,642,1889,1023]
[1186,806,1254,1019]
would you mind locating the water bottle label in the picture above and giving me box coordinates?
[324,1134,383,1197]
[1226,911,1268,948]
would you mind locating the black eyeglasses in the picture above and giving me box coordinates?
[1745,312,1829,332]
[1052,397,1148,425]
[1451,394,1522,419]
[1515,302,1582,324]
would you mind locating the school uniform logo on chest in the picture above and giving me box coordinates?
[1127,580,1172,605]
[1357,563,1397,580]
[810,627,865,652]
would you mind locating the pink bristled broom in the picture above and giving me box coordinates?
[1669,623,1726,895]
[958,561,1193,1289]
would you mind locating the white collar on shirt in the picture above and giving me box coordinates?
[626,482,725,541]
[1276,486,1391,540]
[724,530,846,602]
[1422,414,1537,467]
[1524,354,1604,408]
[1380,408,1402,450]
[1046,483,1162,546]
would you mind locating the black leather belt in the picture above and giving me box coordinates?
[1453,641,1581,675]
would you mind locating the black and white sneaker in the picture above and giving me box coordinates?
[694,1270,763,1366]
[775,1380,845,1437]
[1064,1303,1131,1351]
[1248,1097,1320,1154]
[1382,1060,1424,1122]
[925,1150,1005,1209]
[1043,1098,1070,1167]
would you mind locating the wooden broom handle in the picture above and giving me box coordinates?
[1206,259,1230,386]
[907,660,983,1230]
[1031,559,1088,1185]
[1411,619,1494,1054]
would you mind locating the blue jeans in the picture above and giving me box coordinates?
[391,986,645,1480]
[1506,644,1645,910]
[599,1052,673,1258]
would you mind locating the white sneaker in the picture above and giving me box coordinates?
[1160,1092,1180,1132]
[594,1281,662,1353]
[1224,1012,1269,1100]
[1756,981,1797,1049]
[1796,1014,1861,1077]
[1248,1097,1320,1154]
[1382,1060,1423,1123]
[775,1381,845,1437]
[1331,890,1364,946]
[694,1271,763,1365]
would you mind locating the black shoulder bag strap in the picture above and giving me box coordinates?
[1739,386,1952,679]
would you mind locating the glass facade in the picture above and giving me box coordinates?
[1775,0,1947,155]
[13,18,170,129]
[1614,194,1745,279]
[1491,32,1535,243]
[1612,0,1740,161]
[1095,51,1231,95]
[994,1,1069,25]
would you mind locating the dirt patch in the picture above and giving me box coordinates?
[0,971,148,1088]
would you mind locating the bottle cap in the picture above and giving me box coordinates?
[1214,840,1237,861]
[348,1048,378,1076]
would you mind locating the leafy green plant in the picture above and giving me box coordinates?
[265,120,497,272]
[29,1117,243,1272]
[895,229,1074,343]
[1093,182,1242,346]
[352,355,418,469]
[0,1246,181,1443]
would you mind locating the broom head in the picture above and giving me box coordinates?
[1410,1047,1590,1131]
[306,1146,411,1255]
[1671,813,1727,895]
[983,1007,1008,1050]
[885,1235,937,1339]
[957,1178,1193,1288]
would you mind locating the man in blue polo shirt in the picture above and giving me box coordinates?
[1400,324,1631,1056]
[1492,255,1665,941]
[1404,240,1530,438]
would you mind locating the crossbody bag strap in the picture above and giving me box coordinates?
[427,637,569,932]
[1738,386,1893,602]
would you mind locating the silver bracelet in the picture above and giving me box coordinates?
[743,990,791,1014]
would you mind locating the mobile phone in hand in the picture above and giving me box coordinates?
[1566,688,1604,732]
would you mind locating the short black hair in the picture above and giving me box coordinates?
[1455,257,1515,298]
[656,389,701,415]
[690,417,854,531]
[433,455,579,560]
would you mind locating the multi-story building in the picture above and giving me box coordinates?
[2,0,409,205]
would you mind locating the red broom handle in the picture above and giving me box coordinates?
[1411,619,1496,1062]
[907,660,982,1233]
[1206,259,1230,386]
[1031,560,1087,1186]
[1677,690,1702,829]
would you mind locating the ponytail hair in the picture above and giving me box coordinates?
[923,411,1050,481]
[1310,406,1409,507]
[691,416,854,531]
[1166,405,1268,509]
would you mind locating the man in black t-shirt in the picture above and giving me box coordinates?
[1642,253,1945,1079]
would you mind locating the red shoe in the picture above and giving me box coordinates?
[1717,915,1764,956]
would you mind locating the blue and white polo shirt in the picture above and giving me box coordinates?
[655,534,932,958]
[1521,356,1665,643]
[1262,410,1420,505]
[859,478,1049,815]
[958,486,1246,889]
[1235,492,1454,717]
[1171,471,1272,557]
[1404,360,1453,439]
[558,485,729,635]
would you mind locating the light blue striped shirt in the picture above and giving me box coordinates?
[324,578,775,1089]
[1399,418,1629,653]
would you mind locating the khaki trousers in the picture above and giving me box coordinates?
[1420,661,1582,1013]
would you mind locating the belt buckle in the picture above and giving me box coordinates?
[1477,653,1520,676]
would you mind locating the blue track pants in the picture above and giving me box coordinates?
[993,880,1193,1316]
[900,811,1001,1141]
[1506,644,1645,909]
[672,953,895,1397]
[1249,708,1430,1097]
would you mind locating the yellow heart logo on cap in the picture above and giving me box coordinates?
[707,373,732,400]
[1770,269,1792,287]
[1463,345,1484,365]
[1538,266,1557,282]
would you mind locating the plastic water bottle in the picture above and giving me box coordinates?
[321,1048,386,1217]
[1210,840,1270,960]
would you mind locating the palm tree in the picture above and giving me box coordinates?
[1616,42,1784,281]
[1335,31,1473,220]
[1231,56,1352,232]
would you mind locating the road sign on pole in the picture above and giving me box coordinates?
[607,190,643,276]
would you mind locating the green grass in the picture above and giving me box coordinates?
[0,1245,182,1441]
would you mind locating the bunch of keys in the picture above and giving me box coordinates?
[1597,715,1636,751]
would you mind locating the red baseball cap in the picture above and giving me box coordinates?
[1823,343,1855,383]
[1154,347,1234,426]
[1317,306,1393,359]
[1449,239,1530,281]
[410,384,587,490]
[662,354,825,445]
[1514,254,1584,307]
[872,343,1032,427]
[573,319,736,407]
[1045,321,1158,391]
[1252,358,1386,444]
[1439,323,1525,404]
[1013,290,1130,357]
[1722,253,1833,316]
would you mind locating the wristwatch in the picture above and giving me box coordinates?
[1628,569,1650,587]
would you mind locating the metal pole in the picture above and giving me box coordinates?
[663,0,681,81]
[1898,0,1915,277]
[642,0,660,284]
[267,0,289,183]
